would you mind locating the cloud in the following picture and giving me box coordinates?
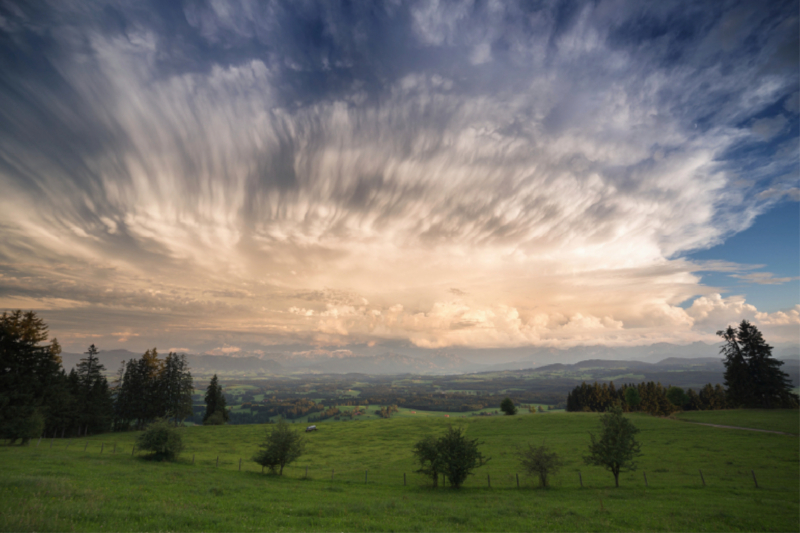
[731,272,799,285]
[0,1,796,352]
[685,294,757,326]
[756,305,800,326]
[751,115,789,140]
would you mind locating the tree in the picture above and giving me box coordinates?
[0,311,63,444]
[584,405,642,487]
[624,387,641,411]
[74,344,114,435]
[413,426,488,489]
[203,374,228,424]
[252,418,305,475]
[719,321,798,408]
[518,443,564,488]
[500,397,517,415]
[666,386,687,409]
[136,419,184,461]
[161,352,193,426]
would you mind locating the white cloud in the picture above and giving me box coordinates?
[756,305,800,326]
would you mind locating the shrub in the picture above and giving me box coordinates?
[518,443,563,488]
[136,419,184,461]
[204,410,227,425]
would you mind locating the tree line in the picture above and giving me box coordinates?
[1,311,196,443]
[567,321,798,414]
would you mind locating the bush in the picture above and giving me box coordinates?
[136,419,184,461]
[204,410,227,425]
[518,443,563,488]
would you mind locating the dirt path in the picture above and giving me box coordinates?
[681,421,797,436]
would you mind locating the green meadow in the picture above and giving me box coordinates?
[1,411,797,531]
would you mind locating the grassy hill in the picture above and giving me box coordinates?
[1,410,797,531]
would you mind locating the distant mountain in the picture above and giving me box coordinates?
[306,352,484,375]
[186,354,282,374]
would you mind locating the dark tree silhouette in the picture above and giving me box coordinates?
[719,321,798,408]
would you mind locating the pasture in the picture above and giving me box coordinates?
[1,410,797,531]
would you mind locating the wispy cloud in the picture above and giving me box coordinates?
[0,0,797,353]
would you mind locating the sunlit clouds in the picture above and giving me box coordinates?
[0,0,797,355]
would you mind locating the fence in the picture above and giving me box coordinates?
[24,436,770,491]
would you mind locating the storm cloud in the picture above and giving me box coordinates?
[0,0,797,354]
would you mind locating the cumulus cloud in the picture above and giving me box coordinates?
[0,0,797,352]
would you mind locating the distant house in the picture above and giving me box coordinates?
[305,425,317,432]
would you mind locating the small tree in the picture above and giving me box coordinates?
[518,443,564,488]
[412,426,488,488]
[136,419,184,461]
[252,418,305,475]
[500,397,517,415]
[584,405,642,487]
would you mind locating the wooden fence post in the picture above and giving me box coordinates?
[699,469,705,486]
[100,443,104,454]
[365,470,368,484]
[131,445,135,456]
[37,437,42,447]
[404,473,407,486]
[192,454,195,465]
[216,456,219,468]
[239,459,242,472]
[331,469,334,481]
[751,470,758,488]
[516,473,520,488]
[305,466,308,478]
[50,437,54,449]
[578,471,583,488]
[113,443,116,454]
[488,474,491,488]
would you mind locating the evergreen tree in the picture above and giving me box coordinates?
[0,311,63,444]
[719,321,798,408]
[75,344,114,435]
[161,352,194,426]
[203,374,228,424]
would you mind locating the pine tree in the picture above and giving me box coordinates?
[75,345,114,435]
[719,321,798,408]
[203,374,228,424]
[0,311,63,444]
[161,352,194,426]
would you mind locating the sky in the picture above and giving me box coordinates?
[0,0,798,359]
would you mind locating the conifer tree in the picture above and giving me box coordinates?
[0,311,63,444]
[203,374,228,424]
[719,321,798,408]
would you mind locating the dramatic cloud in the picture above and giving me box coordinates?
[0,0,797,354]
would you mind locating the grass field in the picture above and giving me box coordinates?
[1,410,798,531]
[674,409,800,435]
